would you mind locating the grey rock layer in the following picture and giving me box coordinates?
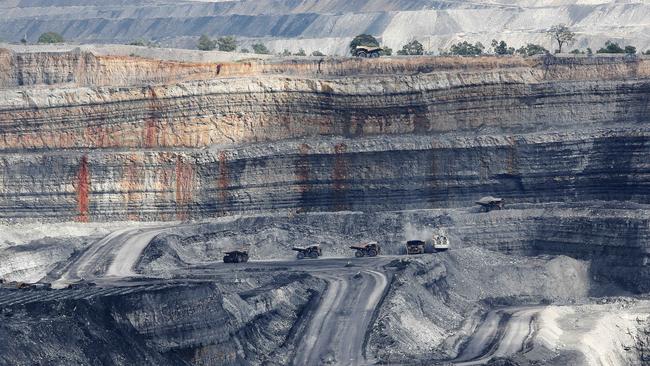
[0,53,649,221]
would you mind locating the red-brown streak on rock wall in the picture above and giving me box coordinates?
[121,154,144,221]
[155,152,175,222]
[296,143,311,193]
[175,155,195,221]
[145,86,162,148]
[76,155,90,222]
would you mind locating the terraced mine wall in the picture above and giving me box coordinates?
[135,204,650,293]
[2,131,650,221]
[0,276,324,365]
[1,50,649,221]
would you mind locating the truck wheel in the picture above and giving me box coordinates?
[370,51,380,58]
[356,50,367,58]
[367,249,378,257]
[355,250,365,258]
[308,250,318,259]
[297,252,305,260]
[223,256,231,263]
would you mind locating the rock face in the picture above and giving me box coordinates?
[135,204,650,293]
[0,276,324,365]
[0,50,649,221]
[0,0,649,54]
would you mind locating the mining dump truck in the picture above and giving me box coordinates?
[354,45,383,58]
[350,241,381,258]
[223,250,249,263]
[433,233,450,252]
[406,240,426,255]
[476,196,504,212]
[292,245,322,260]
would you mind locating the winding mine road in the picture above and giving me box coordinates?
[292,267,389,366]
[454,306,544,365]
[49,224,542,366]
[52,225,169,288]
[51,225,393,365]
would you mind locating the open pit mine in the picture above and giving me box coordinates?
[0,46,650,366]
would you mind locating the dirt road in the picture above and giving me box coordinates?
[52,225,168,287]
[50,225,392,365]
[292,267,389,366]
[49,225,544,366]
[454,306,544,365]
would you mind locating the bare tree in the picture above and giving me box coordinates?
[548,24,575,53]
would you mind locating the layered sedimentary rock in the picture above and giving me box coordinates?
[0,50,649,221]
[136,203,650,292]
[2,130,650,221]
[0,276,324,365]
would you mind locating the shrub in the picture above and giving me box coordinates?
[129,40,147,46]
[37,32,64,44]
[491,40,515,55]
[597,41,625,54]
[197,35,216,51]
[397,40,424,56]
[624,45,637,54]
[569,49,584,54]
[281,49,291,56]
[448,41,484,56]
[516,43,548,56]
[294,48,306,56]
[129,40,160,47]
[217,36,237,52]
[240,48,250,53]
[252,42,271,54]
[380,47,392,56]
[311,50,325,56]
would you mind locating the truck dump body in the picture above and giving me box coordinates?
[292,245,322,259]
[406,240,425,255]
[350,242,380,257]
[476,196,504,212]
[354,46,383,58]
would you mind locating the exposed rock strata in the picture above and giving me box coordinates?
[0,52,649,220]
[0,276,324,366]
[1,129,650,220]
[137,203,650,292]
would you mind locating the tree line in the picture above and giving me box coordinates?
[17,29,650,57]
[349,25,650,57]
